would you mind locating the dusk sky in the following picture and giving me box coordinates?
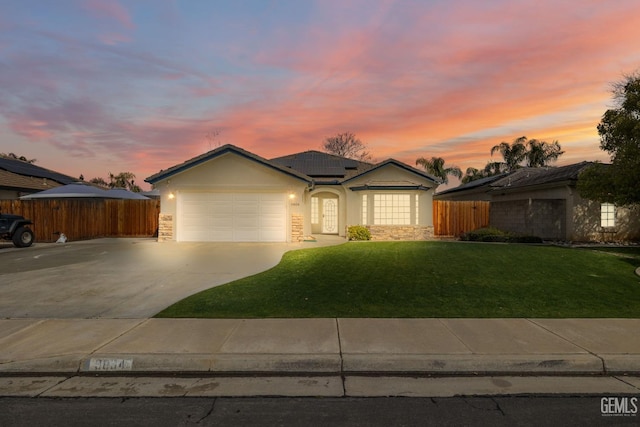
[1,0,639,190]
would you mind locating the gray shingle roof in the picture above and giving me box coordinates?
[20,183,116,199]
[435,173,507,196]
[490,162,593,190]
[270,150,374,182]
[0,169,65,192]
[0,157,77,185]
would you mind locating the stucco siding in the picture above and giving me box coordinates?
[490,199,566,239]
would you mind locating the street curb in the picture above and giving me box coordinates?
[2,353,637,377]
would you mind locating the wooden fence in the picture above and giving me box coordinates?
[433,200,490,237]
[0,199,160,242]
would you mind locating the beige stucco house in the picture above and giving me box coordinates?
[145,144,438,242]
[436,162,640,242]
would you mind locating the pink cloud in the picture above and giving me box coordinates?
[83,0,134,29]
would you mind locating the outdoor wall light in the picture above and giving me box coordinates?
[168,192,175,200]
[288,193,296,200]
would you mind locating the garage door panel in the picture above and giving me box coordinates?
[179,192,287,242]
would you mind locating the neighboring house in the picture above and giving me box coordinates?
[20,183,150,200]
[436,162,640,242]
[0,157,77,200]
[145,144,439,242]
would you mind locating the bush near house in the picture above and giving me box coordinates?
[347,225,371,241]
[461,227,543,243]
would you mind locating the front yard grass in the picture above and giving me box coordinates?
[156,241,640,318]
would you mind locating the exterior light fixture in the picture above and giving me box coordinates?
[288,193,296,200]
[168,192,175,200]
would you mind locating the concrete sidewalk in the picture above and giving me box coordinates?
[1,318,639,375]
[1,318,639,397]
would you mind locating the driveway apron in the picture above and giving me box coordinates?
[0,238,342,319]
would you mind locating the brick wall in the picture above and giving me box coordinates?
[365,225,434,241]
[158,214,174,242]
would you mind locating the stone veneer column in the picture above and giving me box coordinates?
[158,214,174,242]
[292,214,304,242]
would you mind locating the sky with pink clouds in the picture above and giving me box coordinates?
[1,0,640,190]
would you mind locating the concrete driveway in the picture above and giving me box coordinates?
[0,237,344,319]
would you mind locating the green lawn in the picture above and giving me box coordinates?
[156,241,640,318]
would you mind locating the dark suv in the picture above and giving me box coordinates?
[0,213,35,247]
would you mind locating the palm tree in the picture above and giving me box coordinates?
[461,167,484,184]
[490,136,528,172]
[415,156,462,185]
[526,139,564,167]
[108,172,142,192]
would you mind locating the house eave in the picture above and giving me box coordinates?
[349,184,432,191]
[489,179,577,195]
[145,144,313,186]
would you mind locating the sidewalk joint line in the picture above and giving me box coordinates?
[613,375,640,392]
[526,319,606,374]
[335,318,346,397]
[86,318,150,357]
[437,319,474,353]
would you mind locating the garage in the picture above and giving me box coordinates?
[178,192,287,242]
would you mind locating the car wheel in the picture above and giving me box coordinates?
[12,227,34,248]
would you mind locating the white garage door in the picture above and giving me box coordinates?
[178,193,287,242]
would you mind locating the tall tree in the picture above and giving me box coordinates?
[461,161,507,184]
[461,167,484,184]
[491,136,564,171]
[88,172,142,192]
[490,136,528,172]
[322,132,372,161]
[525,139,564,167]
[578,72,640,205]
[109,172,142,192]
[415,156,462,185]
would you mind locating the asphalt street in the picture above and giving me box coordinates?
[1,396,637,427]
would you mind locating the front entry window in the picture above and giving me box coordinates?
[311,197,319,224]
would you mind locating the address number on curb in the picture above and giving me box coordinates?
[87,358,133,371]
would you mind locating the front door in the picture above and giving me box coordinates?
[322,198,338,234]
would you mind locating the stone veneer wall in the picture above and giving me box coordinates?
[292,214,304,242]
[366,225,434,241]
[158,214,174,242]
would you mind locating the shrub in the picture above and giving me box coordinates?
[460,227,508,242]
[460,227,543,244]
[348,225,371,241]
[508,235,544,244]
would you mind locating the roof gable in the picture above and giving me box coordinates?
[342,158,439,185]
[145,144,312,185]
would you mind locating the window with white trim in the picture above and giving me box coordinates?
[311,197,319,224]
[600,203,615,227]
[362,194,368,225]
[373,194,410,225]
